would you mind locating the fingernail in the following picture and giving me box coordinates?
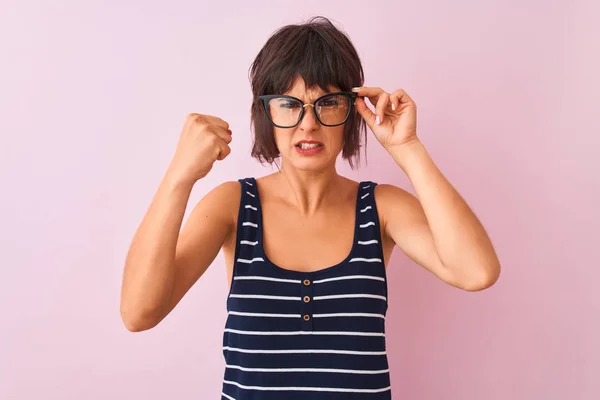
[375,115,381,125]
[352,87,361,92]
[391,103,396,111]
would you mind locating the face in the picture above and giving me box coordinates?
[271,76,347,173]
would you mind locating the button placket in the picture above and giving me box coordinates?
[300,276,314,330]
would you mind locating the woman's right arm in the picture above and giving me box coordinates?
[120,113,235,332]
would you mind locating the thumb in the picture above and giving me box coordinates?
[354,97,378,129]
[216,140,231,161]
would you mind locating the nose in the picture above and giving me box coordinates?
[298,104,319,131]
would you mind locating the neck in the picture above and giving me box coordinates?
[276,163,343,216]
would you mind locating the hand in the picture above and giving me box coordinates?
[353,86,418,150]
[167,113,232,184]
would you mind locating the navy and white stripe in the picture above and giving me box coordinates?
[222,177,390,400]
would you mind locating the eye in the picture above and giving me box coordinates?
[320,99,339,107]
[280,101,301,109]
[318,95,346,108]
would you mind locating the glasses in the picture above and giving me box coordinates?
[259,91,358,128]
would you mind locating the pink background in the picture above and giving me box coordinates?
[1,1,599,399]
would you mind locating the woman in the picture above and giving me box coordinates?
[120,16,500,399]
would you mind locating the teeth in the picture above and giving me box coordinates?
[298,143,321,149]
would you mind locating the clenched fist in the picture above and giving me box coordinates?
[167,113,232,184]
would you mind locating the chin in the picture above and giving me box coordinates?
[283,152,337,172]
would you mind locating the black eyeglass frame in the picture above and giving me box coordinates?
[258,91,359,129]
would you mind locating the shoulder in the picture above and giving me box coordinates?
[205,180,242,202]
[191,179,242,225]
[373,183,413,202]
[373,183,422,224]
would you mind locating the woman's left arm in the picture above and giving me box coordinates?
[353,86,501,291]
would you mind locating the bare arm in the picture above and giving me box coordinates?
[169,181,239,316]
[120,175,192,332]
[120,177,238,332]
[378,140,501,291]
[353,86,500,291]
[120,113,236,331]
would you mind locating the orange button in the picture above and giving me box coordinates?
[303,279,311,286]
[303,314,311,321]
[303,296,310,303]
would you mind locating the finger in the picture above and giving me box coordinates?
[211,125,233,144]
[216,140,231,161]
[392,89,414,106]
[389,94,399,111]
[202,114,230,130]
[374,92,390,125]
[185,113,201,130]
[189,113,230,130]
[352,86,384,106]
[354,97,377,129]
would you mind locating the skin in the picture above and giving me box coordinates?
[120,76,501,332]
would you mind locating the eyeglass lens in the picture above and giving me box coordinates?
[267,94,351,127]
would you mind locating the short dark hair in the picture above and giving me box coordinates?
[249,16,367,169]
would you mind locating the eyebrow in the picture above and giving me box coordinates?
[283,91,334,101]
[286,92,325,98]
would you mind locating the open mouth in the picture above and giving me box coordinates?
[296,142,324,149]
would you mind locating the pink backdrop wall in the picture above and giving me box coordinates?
[1,1,598,399]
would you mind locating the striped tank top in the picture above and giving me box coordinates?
[221,177,391,399]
